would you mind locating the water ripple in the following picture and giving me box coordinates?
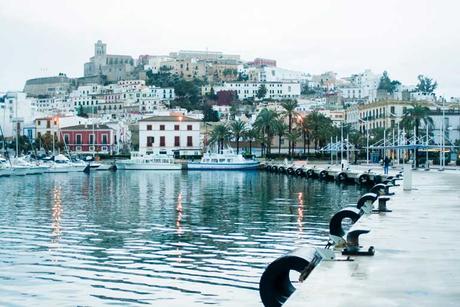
[0,171,364,306]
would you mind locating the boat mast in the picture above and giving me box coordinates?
[0,124,12,167]
[92,109,95,158]
[15,98,19,157]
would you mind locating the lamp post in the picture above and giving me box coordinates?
[359,118,369,165]
[439,99,445,171]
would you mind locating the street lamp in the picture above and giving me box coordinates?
[358,118,369,165]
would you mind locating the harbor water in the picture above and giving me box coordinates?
[0,171,364,306]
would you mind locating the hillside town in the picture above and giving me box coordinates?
[1,40,459,164]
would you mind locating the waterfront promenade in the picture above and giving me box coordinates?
[286,168,460,306]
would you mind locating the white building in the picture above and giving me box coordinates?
[257,67,308,83]
[34,115,90,140]
[339,69,381,103]
[0,92,43,138]
[144,56,174,73]
[216,82,301,100]
[138,115,201,156]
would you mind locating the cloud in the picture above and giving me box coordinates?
[1,0,459,96]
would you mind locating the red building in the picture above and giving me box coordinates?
[60,124,115,154]
[250,58,277,67]
[217,90,237,106]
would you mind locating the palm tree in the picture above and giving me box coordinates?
[229,119,247,154]
[209,124,229,154]
[401,103,433,167]
[307,112,334,151]
[254,108,278,157]
[281,100,299,153]
[286,130,301,157]
[244,128,258,156]
[299,116,310,155]
[273,119,288,155]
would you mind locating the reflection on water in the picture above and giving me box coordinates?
[0,171,364,306]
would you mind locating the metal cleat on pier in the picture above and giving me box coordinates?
[342,229,375,256]
[373,196,392,213]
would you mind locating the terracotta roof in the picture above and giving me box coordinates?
[60,124,113,130]
[139,115,201,122]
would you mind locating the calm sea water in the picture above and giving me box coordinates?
[0,171,364,306]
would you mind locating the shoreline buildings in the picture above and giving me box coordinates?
[0,40,458,159]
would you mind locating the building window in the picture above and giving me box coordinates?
[76,134,82,145]
[187,136,193,147]
[64,134,70,144]
[160,136,165,147]
[174,136,180,146]
[37,120,41,126]
[89,134,95,145]
[147,136,154,147]
[160,124,165,131]
[102,134,108,145]
[46,120,50,128]
[187,125,192,131]
[147,124,152,131]
[174,125,179,130]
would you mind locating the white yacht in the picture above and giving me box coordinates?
[187,148,259,170]
[0,157,13,177]
[46,154,89,173]
[12,158,49,175]
[116,151,182,170]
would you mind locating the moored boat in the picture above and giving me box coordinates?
[187,148,259,170]
[0,157,13,177]
[46,154,89,173]
[116,151,182,170]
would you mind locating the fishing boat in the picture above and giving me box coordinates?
[116,151,182,170]
[187,148,259,170]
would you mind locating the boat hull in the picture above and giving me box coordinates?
[26,166,49,175]
[116,162,182,170]
[187,161,260,170]
[0,169,13,177]
[46,165,87,173]
[12,167,30,176]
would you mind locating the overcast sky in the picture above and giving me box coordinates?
[1,0,459,97]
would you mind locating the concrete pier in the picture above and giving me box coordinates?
[285,169,460,306]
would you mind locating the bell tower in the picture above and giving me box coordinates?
[94,40,107,57]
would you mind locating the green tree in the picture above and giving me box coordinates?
[229,120,247,154]
[301,84,317,95]
[281,99,299,154]
[254,108,278,156]
[244,128,259,156]
[256,84,267,100]
[378,71,401,94]
[401,103,433,167]
[209,124,230,154]
[273,119,288,155]
[203,104,219,122]
[286,129,301,157]
[415,75,437,93]
[299,116,311,155]
[306,112,335,150]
